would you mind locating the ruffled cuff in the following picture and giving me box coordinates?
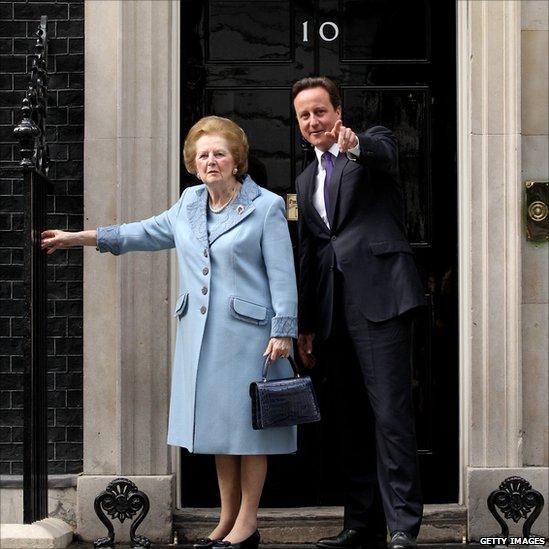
[270,316,298,338]
[96,225,121,255]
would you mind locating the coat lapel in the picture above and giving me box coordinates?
[327,152,349,228]
[186,178,261,248]
[208,176,260,245]
[186,186,209,249]
[301,160,330,234]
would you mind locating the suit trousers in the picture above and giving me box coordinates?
[324,271,423,536]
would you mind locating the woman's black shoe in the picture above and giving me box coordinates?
[212,530,260,549]
[193,538,216,549]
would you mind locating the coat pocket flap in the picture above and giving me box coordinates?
[369,240,413,255]
[173,292,189,317]
[230,297,267,321]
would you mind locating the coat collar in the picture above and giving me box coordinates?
[298,151,351,232]
[313,142,340,165]
[186,176,261,247]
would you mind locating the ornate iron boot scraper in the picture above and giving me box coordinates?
[94,478,151,548]
[487,476,545,542]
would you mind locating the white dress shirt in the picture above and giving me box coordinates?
[312,140,361,228]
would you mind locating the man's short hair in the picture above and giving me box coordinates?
[292,76,342,109]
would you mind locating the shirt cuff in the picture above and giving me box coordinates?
[271,316,298,338]
[96,225,121,255]
[346,139,361,161]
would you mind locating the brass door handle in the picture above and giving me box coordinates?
[525,181,549,241]
[528,200,548,222]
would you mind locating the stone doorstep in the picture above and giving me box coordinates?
[18,544,507,549]
[51,542,486,549]
[173,505,467,544]
[0,518,74,549]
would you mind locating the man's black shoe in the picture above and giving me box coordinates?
[317,529,387,549]
[388,532,416,549]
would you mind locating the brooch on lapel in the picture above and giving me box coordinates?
[237,205,245,215]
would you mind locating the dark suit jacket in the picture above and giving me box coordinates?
[296,125,425,339]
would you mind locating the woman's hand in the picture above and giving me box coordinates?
[41,229,97,254]
[263,337,292,362]
[41,230,76,254]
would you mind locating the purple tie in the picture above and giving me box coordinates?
[322,151,334,219]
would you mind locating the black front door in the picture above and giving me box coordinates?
[180,0,458,505]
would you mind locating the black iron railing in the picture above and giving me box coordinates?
[12,15,51,524]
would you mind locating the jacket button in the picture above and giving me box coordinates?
[203,249,208,257]
[200,306,207,314]
[202,267,209,275]
[331,235,337,241]
[202,286,208,295]
[329,265,334,272]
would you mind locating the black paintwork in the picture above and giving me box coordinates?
[13,16,51,523]
[180,0,458,506]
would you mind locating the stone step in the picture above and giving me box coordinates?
[173,505,467,545]
[64,544,486,549]
[174,546,480,548]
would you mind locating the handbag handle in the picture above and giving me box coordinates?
[262,355,300,382]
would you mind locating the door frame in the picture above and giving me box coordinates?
[455,0,523,505]
[169,0,183,510]
[167,0,524,509]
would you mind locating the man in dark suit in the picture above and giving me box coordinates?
[293,77,425,549]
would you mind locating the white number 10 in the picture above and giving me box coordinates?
[302,21,340,43]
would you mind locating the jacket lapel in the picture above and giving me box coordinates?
[207,176,260,245]
[186,186,209,249]
[327,152,349,228]
[301,160,330,234]
[186,177,261,247]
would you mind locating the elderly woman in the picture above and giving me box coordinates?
[41,116,298,549]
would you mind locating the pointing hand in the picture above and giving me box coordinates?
[325,120,359,153]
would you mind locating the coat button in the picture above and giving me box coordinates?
[329,265,334,272]
[331,235,337,241]
[200,306,207,314]
[202,286,208,295]
[202,267,209,275]
[203,249,208,257]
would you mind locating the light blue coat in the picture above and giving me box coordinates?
[97,177,298,454]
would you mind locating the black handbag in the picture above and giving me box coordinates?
[249,355,321,430]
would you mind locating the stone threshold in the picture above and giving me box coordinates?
[174,504,466,544]
[63,545,483,549]
[0,518,74,549]
[3,542,488,549]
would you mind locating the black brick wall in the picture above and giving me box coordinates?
[0,0,84,475]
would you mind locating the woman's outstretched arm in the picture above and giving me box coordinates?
[41,189,188,256]
[41,229,97,254]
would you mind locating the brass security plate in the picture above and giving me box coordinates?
[525,181,549,241]
[286,193,298,221]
